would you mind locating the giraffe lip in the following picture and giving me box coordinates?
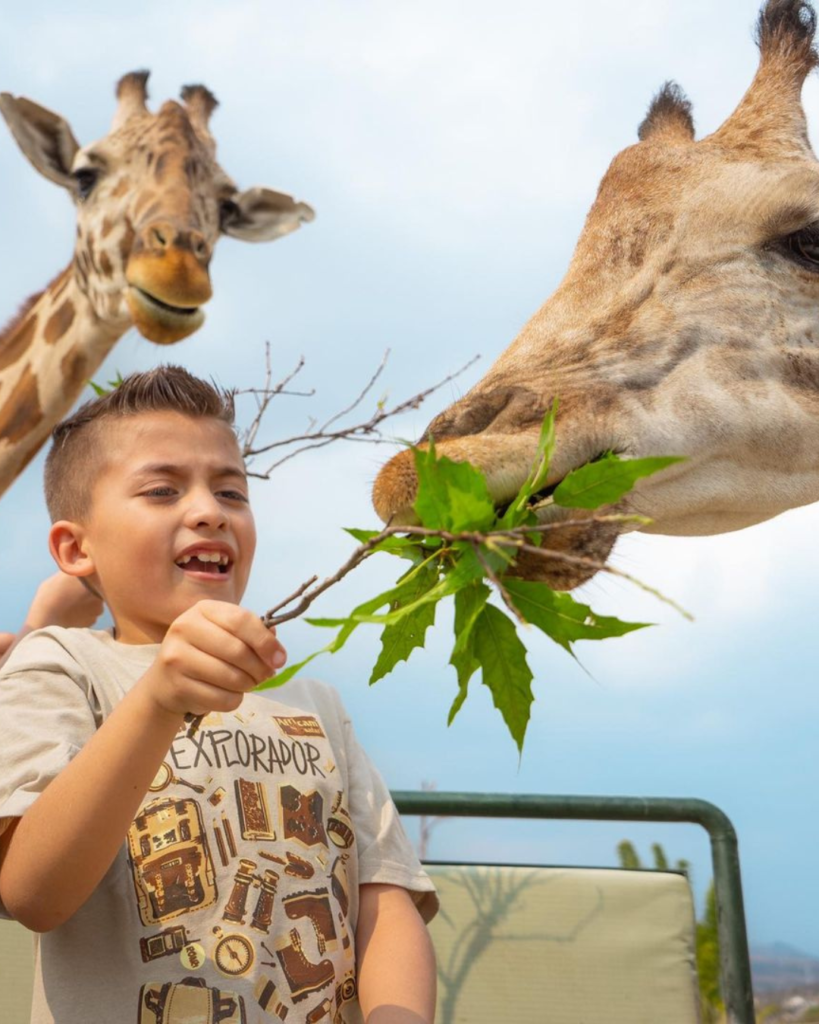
[131,286,200,316]
[126,284,206,339]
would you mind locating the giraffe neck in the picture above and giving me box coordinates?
[0,264,125,495]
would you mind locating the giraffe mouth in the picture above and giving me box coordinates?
[126,285,206,343]
[132,286,201,317]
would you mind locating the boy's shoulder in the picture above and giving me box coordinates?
[0,626,157,702]
[5,625,145,664]
[1,625,101,673]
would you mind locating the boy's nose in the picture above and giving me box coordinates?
[185,492,229,528]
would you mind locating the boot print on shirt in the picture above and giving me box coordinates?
[283,888,338,954]
[275,928,335,1003]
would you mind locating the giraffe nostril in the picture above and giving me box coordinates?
[153,227,167,248]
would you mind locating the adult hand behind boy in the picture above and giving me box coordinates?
[141,600,287,719]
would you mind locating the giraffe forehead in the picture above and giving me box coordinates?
[74,122,227,244]
[81,104,222,185]
[579,140,819,268]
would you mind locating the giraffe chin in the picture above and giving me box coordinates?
[506,508,622,591]
[126,286,206,345]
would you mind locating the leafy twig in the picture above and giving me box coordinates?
[259,514,657,627]
[254,427,687,753]
[262,525,397,626]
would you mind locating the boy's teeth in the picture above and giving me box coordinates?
[177,551,230,565]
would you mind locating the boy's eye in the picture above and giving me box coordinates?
[143,487,176,498]
[219,489,249,502]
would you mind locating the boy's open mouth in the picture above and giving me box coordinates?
[175,550,232,575]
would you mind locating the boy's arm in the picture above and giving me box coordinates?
[0,683,183,931]
[355,883,437,1024]
[0,601,284,933]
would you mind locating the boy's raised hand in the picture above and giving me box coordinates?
[141,600,287,719]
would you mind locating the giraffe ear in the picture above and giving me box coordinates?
[0,93,81,189]
[222,187,315,242]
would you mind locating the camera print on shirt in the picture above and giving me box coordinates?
[129,709,358,1024]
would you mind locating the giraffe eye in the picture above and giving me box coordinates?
[219,197,241,229]
[783,226,819,268]
[72,168,99,201]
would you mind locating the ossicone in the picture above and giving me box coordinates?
[638,82,695,144]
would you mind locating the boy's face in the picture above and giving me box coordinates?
[62,411,256,644]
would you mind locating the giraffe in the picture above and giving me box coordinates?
[373,0,819,589]
[0,70,313,497]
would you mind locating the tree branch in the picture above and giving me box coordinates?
[237,350,481,477]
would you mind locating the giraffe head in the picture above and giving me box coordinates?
[0,70,313,345]
[373,0,819,589]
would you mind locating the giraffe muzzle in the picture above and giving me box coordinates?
[125,233,213,344]
[126,284,206,344]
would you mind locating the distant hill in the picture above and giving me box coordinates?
[752,942,819,992]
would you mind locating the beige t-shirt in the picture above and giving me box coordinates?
[0,627,436,1024]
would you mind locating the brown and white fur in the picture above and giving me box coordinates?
[0,70,313,496]
[373,0,819,589]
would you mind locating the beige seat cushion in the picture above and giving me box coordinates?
[426,864,700,1024]
[0,918,34,1023]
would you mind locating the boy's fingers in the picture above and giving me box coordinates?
[170,646,261,696]
[198,602,286,672]
[173,607,281,683]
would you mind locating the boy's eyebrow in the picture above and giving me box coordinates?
[134,462,248,481]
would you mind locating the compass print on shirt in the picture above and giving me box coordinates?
[214,933,255,977]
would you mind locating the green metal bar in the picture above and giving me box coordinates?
[393,790,755,1024]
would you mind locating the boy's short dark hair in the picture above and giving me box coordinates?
[45,365,236,523]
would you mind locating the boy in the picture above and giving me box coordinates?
[0,366,437,1024]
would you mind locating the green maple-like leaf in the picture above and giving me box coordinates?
[369,564,439,683]
[343,528,425,559]
[262,558,442,691]
[504,578,650,653]
[553,453,684,509]
[447,583,491,724]
[369,603,436,684]
[498,403,557,528]
[352,547,484,627]
[414,440,496,532]
[87,371,125,397]
[471,604,534,753]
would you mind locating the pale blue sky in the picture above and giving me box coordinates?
[2,0,819,955]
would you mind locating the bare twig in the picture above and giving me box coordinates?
[264,575,319,618]
[237,347,315,460]
[239,352,481,477]
[319,349,390,434]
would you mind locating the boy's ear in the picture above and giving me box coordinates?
[49,521,95,577]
